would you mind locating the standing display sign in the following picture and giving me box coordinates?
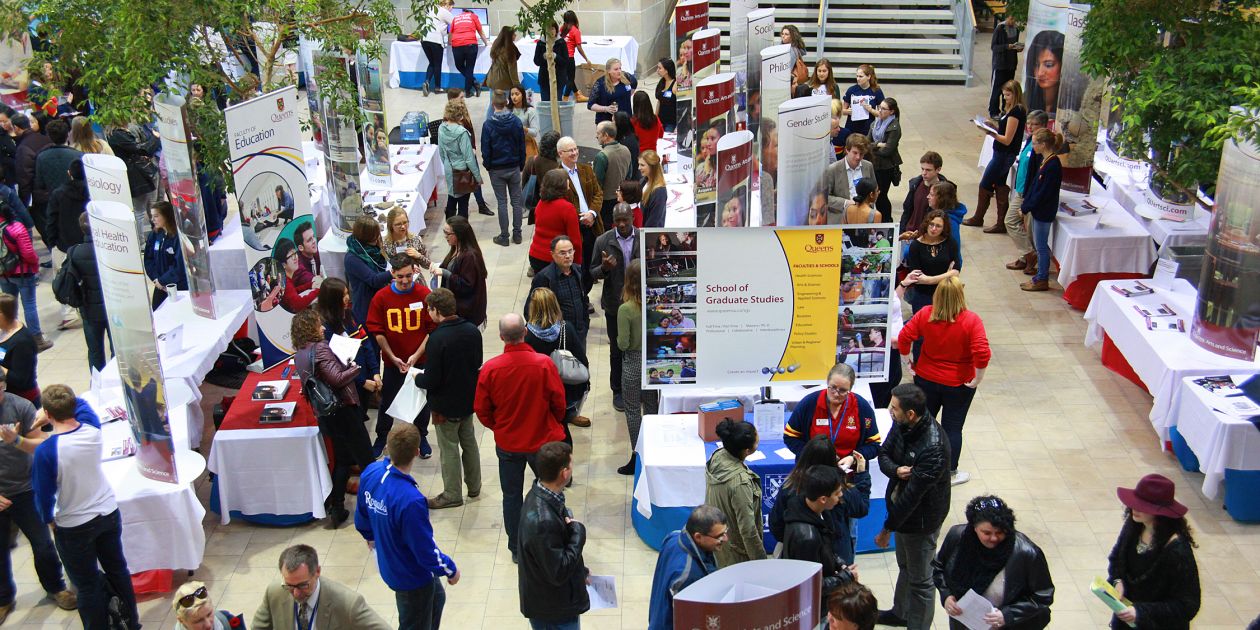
[225,86,320,365]
[775,95,832,227]
[673,0,709,161]
[728,0,758,99]
[674,560,822,630]
[88,200,179,483]
[694,71,736,226]
[1023,0,1067,126]
[758,43,794,227]
[313,52,365,234]
[683,27,721,161]
[358,51,391,190]
[744,9,776,142]
[154,92,218,318]
[640,225,894,388]
[1056,4,1100,193]
[298,38,325,149]
[83,154,132,206]
[1191,127,1260,361]
[712,130,754,227]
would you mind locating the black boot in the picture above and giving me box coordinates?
[617,453,638,476]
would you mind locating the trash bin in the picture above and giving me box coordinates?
[536,99,575,140]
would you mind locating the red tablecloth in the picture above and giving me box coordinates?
[1100,332,1149,393]
[1063,272,1150,311]
[221,364,318,431]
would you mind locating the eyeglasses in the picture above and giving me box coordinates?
[281,580,312,592]
[701,528,729,540]
[827,385,850,395]
[177,586,208,608]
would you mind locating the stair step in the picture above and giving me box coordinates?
[828,8,954,20]
[826,51,963,66]
[869,66,968,81]
[825,21,956,34]
[822,36,961,50]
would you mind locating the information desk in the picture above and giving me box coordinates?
[632,411,893,554]
[1172,376,1260,522]
[659,383,872,415]
[206,364,331,525]
[1053,191,1158,310]
[1084,279,1260,442]
[388,36,639,92]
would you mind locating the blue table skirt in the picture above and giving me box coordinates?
[397,71,543,93]
[210,477,316,527]
[632,438,894,554]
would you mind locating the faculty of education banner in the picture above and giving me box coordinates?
[225,86,320,365]
[88,200,179,483]
[640,225,894,388]
[154,93,217,318]
[1056,4,1100,194]
[712,130,754,227]
[776,95,832,226]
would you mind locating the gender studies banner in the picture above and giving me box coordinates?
[1055,3,1100,193]
[640,226,893,388]
[776,95,832,226]
[673,0,709,160]
[694,71,735,225]
[154,92,217,318]
[88,200,179,483]
[225,86,320,365]
[758,43,794,226]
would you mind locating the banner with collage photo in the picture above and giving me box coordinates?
[358,52,391,190]
[694,72,735,225]
[1055,4,1100,193]
[744,9,775,144]
[683,28,721,160]
[758,44,793,226]
[712,130,753,227]
[313,52,365,234]
[776,95,832,226]
[639,226,893,388]
[88,200,179,483]
[154,93,217,318]
[1024,0,1068,126]
[225,86,320,365]
[673,0,709,161]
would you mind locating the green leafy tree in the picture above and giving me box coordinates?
[516,0,571,130]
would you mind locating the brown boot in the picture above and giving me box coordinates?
[1020,279,1050,292]
[985,185,1010,233]
[962,188,991,227]
[1005,257,1028,270]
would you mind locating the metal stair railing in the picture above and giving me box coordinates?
[952,0,977,85]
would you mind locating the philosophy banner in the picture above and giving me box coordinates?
[358,51,391,190]
[712,130,754,227]
[1024,0,1068,126]
[693,72,735,214]
[673,0,709,161]
[153,93,217,318]
[88,200,179,483]
[776,95,832,227]
[314,52,365,234]
[224,86,320,366]
[745,9,776,142]
[758,44,794,226]
[1056,4,1100,193]
[639,225,894,388]
[682,28,721,160]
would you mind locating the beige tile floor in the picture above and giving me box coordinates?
[7,40,1259,629]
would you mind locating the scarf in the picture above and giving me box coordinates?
[871,114,895,143]
[347,236,387,272]
[946,528,1016,599]
[527,321,562,342]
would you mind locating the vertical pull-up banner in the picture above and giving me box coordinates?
[715,130,754,227]
[154,92,218,318]
[694,72,736,227]
[1055,3,1100,193]
[758,44,793,226]
[673,0,709,161]
[776,95,832,227]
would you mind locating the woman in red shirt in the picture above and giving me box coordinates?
[560,10,590,101]
[528,169,582,274]
[897,275,990,487]
[449,9,490,95]
[630,90,663,156]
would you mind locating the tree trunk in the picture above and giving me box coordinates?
[545,47,561,131]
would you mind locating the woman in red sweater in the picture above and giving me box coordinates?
[528,169,583,273]
[897,275,990,487]
[631,90,663,155]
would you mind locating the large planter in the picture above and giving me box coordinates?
[536,100,575,140]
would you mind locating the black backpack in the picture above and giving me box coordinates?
[52,246,86,308]
[0,221,21,275]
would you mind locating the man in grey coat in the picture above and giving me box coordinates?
[824,133,877,218]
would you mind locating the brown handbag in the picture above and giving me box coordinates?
[452,168,477,196]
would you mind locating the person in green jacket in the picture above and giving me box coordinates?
[616,259,643,476]
[438,99,483,219]
[704,418,767,567]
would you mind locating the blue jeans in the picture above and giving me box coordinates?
[980,151,1016,191]
[82,317,114,372]
[530,620,580,630]
[1030,218,1053,282]
[396,578,446,630]
[53,510,140,630]
[489,167,524,238]
[0,491,66,605]
[0,275,40,335]
[497,447,539,554]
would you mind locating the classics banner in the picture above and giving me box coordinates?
[776,95,831,227]
[693,72,735,217]
[673,0,709,161]
[224,86,321,366]
[1024,0,1068,126]
[711,130,754,228]
[88,200,179,483]
[1056,3,1100,193]
[154,93,217,318]
[758,43,794,227]
[639,225,894,388]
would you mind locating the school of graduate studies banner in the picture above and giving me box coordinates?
[673,0,708,161]
[88,200,179,484]
[1024,0,1067,126]
[758,44,793,227]
[1056,4,1100,194]
[358,52,391,190]
[693,72,735,219]
[776,95,832,227]
[154,93,217,319]
[225,86,321,365]
[745,9,776,143]
[314,52,365,234]
[708,130,753,227]
[640,226,893,388]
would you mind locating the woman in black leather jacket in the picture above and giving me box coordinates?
[933,495,1054,629]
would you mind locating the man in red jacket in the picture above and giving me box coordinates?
[474,313,566,564]
[366,254,437,457]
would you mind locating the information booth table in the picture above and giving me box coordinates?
[1171,377,1260,522]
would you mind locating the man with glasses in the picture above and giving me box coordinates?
[555,136,601,291]
[528,235,590,346]
[647,505,727,630]
[366,253,437,457]
[252,544,388,630]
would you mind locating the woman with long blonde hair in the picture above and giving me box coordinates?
[638,150,667,227]
[524,287,590,434]
[69,117,112,155]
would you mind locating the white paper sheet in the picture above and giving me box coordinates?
[586,575,618,609]
[950,590,998,630]
[774,447,795,460]
[753,402,786,442]
[1150,258,1179,290]
[744,450,766,462]
[328,334,364,366]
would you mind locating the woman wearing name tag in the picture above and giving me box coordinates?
[344,216,391,326]
[380,206,431,274]
[782,362,880,469]
[143,201,187,309]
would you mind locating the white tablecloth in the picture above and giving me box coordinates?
[206,425,333,524]
[1174,376,1260,498]
[1084,279,1260,441]
[1052,192,1158,288]
[207,215,250,290]
[104,444,207,573]
[388,36,640,90]
[82,390,194,452]
[1105,176,1211,249]
[659,382,873,415]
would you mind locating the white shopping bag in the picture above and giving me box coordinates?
[385,368,427,423]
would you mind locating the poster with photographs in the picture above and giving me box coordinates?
[225,86,321,365]
[682,28,721,160]
[838,225,896,381]
[673,0,709,161]
[707,130,753,227]
[644,231,699,385]
[693,72,735,219]
[776,95,832,226]
[1056,4,1100,193]
[358,53,391,189]
[744,9,776,148]
[153,93,218,319]
[88,200,179,483]
[1024,0,1067,126]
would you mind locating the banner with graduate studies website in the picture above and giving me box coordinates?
[693,72,735,224]
[88,200,179,484]
[673,0,708,161]
[776,95,832,227]
[1055,4,1100,193]
[640,226,893,388]
[711,130,753,227]
[154,93,217,318]
[225,86,320,366]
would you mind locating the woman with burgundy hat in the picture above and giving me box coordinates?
[1107,473,1201,629]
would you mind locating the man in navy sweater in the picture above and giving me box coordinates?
[356,422,460,630]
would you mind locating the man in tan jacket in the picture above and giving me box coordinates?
[252,545,389,630]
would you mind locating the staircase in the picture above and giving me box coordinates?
[706,0,974,84]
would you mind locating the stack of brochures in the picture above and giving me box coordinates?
[252,380,291,401]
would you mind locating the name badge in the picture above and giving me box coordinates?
[815,418,830,426]
[663,90,673,98]
[396,246,408,253]
[409,301,425,310]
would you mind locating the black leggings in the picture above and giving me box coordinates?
[421,41,444,91]
[875,167,896,223]
[561,56,578,97]
[319,406,373,511]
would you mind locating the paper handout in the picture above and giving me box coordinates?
[586,575,618,609]
[329,334,364,366]
[949,590,997,630]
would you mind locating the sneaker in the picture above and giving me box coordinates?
[428,494,464,510]
[513,233,522,244]
[492,235,510,247]
[1020,279,1050,292]
[526,267,536,278]
[39,261,52,269]
[612,394,625,412]
[51,589,77,610]
[876,610,907,627]
[420,437,433,459]
[951,470,972,486]
[35,334,53,353]
[421,85,430,97]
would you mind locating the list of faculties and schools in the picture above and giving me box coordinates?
[692,227,846,387]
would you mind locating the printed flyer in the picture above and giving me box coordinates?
[225,86,320,365]
[710,130,754,228]
[673,0,709,160]
[693,72,736,214]
[775,95,832,227]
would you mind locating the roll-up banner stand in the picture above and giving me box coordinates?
[1056,3,1100,194]
[694,71,736,227]
[683,27,721,160]
[673,0,709,161]
[776,95,832,227]
[758,44,794,226]
[154,93,218,318]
